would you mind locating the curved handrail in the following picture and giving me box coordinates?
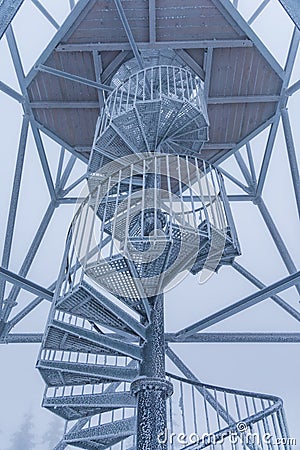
[166,372,289,450]
[167,372,283,404]
[99,65,208,136]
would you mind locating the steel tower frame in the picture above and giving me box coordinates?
[0,0,299,447]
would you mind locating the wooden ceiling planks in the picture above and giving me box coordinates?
[27,0,283,165]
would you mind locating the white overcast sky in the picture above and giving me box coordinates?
[0,0,299,449]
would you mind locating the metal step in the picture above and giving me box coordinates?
[43,391,136,420]
[190,228,240,275]
[161,101,205,143]
[43,320,142,360]
[95,126,135,160]
[94,97,207,163]
[135,100,161,150]
[113,108,149,153]
[56,281,146,339]
[64,417,136,448]
[86,227,201,300]
[37,359,139,387]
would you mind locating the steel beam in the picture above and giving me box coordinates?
[25,0,97,87]
[2,333,43,343]
[233,261,300,322]
[228,195,255,201]
[37,65,114,92]
[61,173,87,197]
[234,150,255,189]
[0,115,29,309]
[0,267,53,302]
[34,120,88,164]
[31,0,59,29]
[279,0,300,29]
[204,47,213,102]
[0,0,24,39]
[58,155,76,190]
[287,79,300,96]
[28,95,279,109]
[256,198,300,295]
[212,0,285,78]
[29,101,100,109]
[175,49,205,80]
[281,108,300,219]
[246,142,257,185]
[55,148,65,189]
[6,26,57,200]
[101,50,132,84]
[165,333,300,343]
[208,95,280,104]
[92,50,105,110]
[0,80,23,102]
[215,115,276,166]
[256,24,299,198]
[284,27,300,85]
[7,296,48,331]
[7,235,111,332]
[3,332,300,345]
[56,40,253,52]
[248,0,271,25]
[30,120,56,200]
[256,116,281,197]
[58,197,86,204]
[216,13,299,171]
[2,201,56,322]
[149,0,156,44]
[114,0,144,70]
[175,270,300,338]
[219,167,251,193]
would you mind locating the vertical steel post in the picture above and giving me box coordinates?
[131,294,173,450]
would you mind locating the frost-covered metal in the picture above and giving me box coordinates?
[0,0,298,449]
[35,35,290,450]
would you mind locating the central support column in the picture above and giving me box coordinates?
[131,294,173,450]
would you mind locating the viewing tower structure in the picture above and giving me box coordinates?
[0,1,299,449]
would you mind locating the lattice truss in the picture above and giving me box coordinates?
[0,0,299,449]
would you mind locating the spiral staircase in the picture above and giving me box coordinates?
[36,51,291,449]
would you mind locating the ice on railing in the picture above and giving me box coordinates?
[70,155,236,267]
[40,348,135,367]
[99,65,207,136]
[45,381,132,399]
[54,374,290,450]
[166,375,290,450]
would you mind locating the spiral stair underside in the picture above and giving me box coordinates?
[36,51,289,449]
[36,277,290,450]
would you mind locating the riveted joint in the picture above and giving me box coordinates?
[130,377,173,397]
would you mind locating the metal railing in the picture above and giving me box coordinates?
[99,65,207,136]
[166,373,291,450]
[73,155,236,266]
[53,373,290,450]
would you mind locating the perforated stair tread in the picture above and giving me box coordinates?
[56,281,146,339]
[43,391,136,420]
[91,95,208,170]
[63,437,129,450]
[43,321,142,360]
[37,360,139,386]
[65,416,136,442]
